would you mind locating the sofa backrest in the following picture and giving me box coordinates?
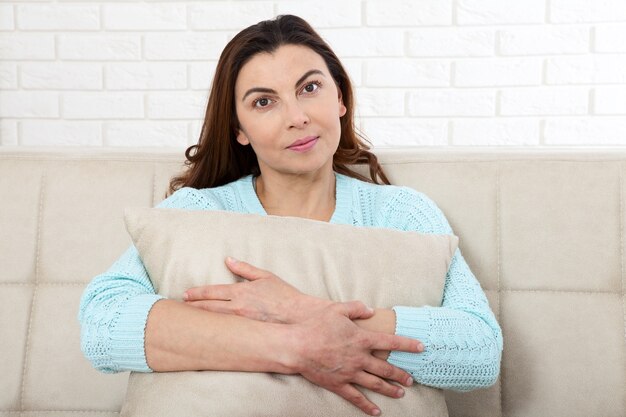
[1,148,624,417]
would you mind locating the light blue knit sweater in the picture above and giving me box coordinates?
[78,172,503,391]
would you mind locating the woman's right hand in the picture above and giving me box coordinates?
[288,301,423,416]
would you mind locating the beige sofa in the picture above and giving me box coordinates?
[1,147,625,417]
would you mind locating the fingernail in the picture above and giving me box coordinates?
[367,307,375,314]
[396,388,405,397]
[405,376,413,386]
[372,409,381,416]
[182,292,189,301]
[417,342,424,352]
[226,256,238,265]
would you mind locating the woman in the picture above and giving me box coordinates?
[79,15,503,417]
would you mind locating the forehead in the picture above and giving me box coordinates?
[235,44,328,92]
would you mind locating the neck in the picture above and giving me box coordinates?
[254,169,336,222]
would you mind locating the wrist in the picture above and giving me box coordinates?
[353,308,396,334]
[288,294,333,324]
[271,322,306,374]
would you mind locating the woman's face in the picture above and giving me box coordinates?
[234,44,347,178]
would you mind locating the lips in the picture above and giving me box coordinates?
[287,136,319,149]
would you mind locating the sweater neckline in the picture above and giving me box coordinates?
[238,173,352,224]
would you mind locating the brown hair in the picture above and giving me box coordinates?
[167,14,390,197]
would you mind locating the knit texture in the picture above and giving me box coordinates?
[78,172,503,391]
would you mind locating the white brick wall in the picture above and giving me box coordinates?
[1,0,625,148]
[103,4,186,31]
[457,0,546,25]
[16,4,100,30]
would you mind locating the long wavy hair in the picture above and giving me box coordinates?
[167,14,390,197]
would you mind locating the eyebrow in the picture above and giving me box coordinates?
[241,69,325,102]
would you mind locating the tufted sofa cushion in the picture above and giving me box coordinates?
[0,147,624,417]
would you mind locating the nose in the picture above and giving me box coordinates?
[284,99,310,129]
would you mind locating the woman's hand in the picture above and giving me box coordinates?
[185,258,424,415]
[289,301,422,417]
[183,257,331,324]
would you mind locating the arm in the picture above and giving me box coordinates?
[183,188,503,391]
[78,187,197,373]
[382,188,503,391]
[78,188,420,416]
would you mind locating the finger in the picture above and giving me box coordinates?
[225,257,271,281]
[183,284,234,301]
[337,300,375,320]
[363,356,414,387]
[334,384,381,416]
[367,332,424,354]
[353,371,405,399]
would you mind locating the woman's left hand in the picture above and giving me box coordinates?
[183,257,332,324]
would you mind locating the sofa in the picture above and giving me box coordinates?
[1,147,624,417]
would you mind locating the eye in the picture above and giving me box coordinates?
[253,97,273,109]
[301,80,321,94]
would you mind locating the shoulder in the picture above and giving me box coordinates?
[155,176,250,211]
[366,183,453,235]
[392,187,453,234]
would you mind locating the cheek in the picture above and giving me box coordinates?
[241,116,282,149]
[307,96,343,122]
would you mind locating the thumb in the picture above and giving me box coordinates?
[339,300,375,320]
[225,257,267,281]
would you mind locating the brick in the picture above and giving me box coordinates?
[105,63,186,90]
[546,55,626,84]
[500,87,589,115]
[20,121,101,146]
[594,86,626,114]
[341,59,363,87]
[545,118,626,145]
[408,89,495,116]
[366,0,452,26]
[366,59,450,87]
[0,121,17,146]
[59,35,140,61]
[147,92,208,119]
[189,120,203,145]
[189,62,217,91]
[354,89,405,117]
[500,26,589,55]
[359,118,448,146]
[104,121,188,147]
[595,24,626,53]
[21,63,102,90]
[0,64,17,89]
[103,3,185,30]
[189,2,273,30]
[0,92,58,118]
[455,58,542,86]
[0,34,55,60]
[550,0,626,23]
[144,33,229,61]
[457,0,546,25]
[318,29,404,58]
[407,28,494,57]
[63,93,143,119]
[452,119,539,145]
[0,4,14,30]
[276,0,362,27]
[17,4,99,30]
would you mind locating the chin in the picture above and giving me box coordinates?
[281,160,333,176]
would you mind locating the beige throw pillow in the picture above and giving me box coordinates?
[121,207,458,417]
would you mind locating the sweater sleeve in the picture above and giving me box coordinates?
[77,187,212,373]
[384,188,504,392]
